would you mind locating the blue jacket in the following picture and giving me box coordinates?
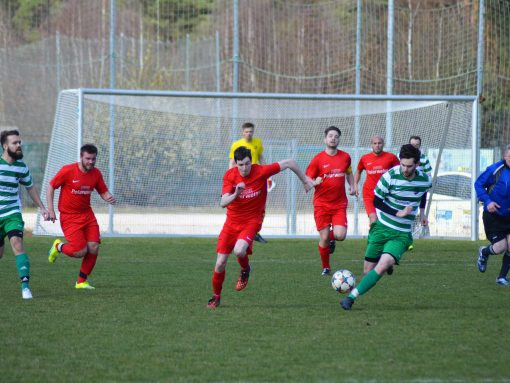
[475,160,510,217]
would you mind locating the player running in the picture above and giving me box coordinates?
[229,122,271,243]
[207,146,314,309]
[353,135,399,225]
[0,129,50,299]
[47,144,116,290]
[340,144,431,310]
[306,126,354,276]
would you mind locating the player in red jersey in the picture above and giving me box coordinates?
[353,135,400,224]
[306,126,354,276]
[207,146,314,309]
[46,144,116,290]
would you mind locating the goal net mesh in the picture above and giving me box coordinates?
[35,90,475,238]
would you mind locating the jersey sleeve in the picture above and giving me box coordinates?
[19,167,33,188]
[95,170,108,195]
[49,166,69,189]
[261,162,280,178]
[374,171,391,200]
[221,171,235,195]
[391,154,400,167]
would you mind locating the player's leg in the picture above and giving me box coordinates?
[49,214,87,262]
[478,211,507,273]
[496,232,510,285]
[233,223,258,291]
[254,210,268,244]
[5,214,32,299]
[208,225,237,308]
[341,223,410,310]
[315,207,332,275]
[75,215,101,289]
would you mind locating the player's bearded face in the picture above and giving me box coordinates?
[81,152,97,171]
[5,136,23,160]
[371,139,384,154]
[400,158,417,178]
[236,157,252,177]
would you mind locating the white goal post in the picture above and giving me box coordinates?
[35,89,479,239]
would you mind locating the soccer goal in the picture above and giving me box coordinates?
[35,89,479,239]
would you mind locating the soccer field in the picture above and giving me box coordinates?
[1,237,509,382]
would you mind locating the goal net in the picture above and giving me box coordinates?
[35,90,478,239]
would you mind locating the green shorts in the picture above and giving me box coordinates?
[0,213,25,243]
[365,220,412,265]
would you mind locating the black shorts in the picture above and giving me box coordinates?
[482,210,510,244]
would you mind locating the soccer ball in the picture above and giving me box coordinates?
[331,269,356,293]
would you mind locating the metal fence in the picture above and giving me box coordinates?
[0,0,509,205]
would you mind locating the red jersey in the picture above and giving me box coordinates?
[50,163,108,214]
[222,163,280,224]
[306,150,352,209]
[357,151,399,196]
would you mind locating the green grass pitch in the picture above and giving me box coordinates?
[1,236,509,382]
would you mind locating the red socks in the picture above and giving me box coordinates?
[212,270,226,295]
[318,245,330,269]
[77,253,98,283]
[237,255,250,270]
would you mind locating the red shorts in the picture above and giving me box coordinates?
[60,211,101,248]
[363,195,376,216]
[216,220,261,255]
[314,206,347,231]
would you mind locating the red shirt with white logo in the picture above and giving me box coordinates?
[50,163,108,214]
[306,150,352,209]
[357,151,400,197]
[222,163,280,224]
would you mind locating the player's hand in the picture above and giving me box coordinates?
[348,186,356,196]
[420,216,429,226]
[41,208,51,221]
[487,201,500,213]
[313,177,323,186]
[352,186,359,197]
[47,210,57,222]
[235,182,245,196]
[303,179,314,193]
[397,205,413,218]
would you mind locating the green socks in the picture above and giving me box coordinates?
[15,253,30,289]
[349,269,382,300]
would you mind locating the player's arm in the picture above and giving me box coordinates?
[278,159,314,192]
[100,191,116,205]
[220,182,245,208]
[26,186,50,221]
[345,167,355,195]
[373,195,413,217]
[46,183,58,222]
[353,169,362,197]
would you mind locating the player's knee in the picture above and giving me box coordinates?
[233,247,247,258]
[334,232,346,241]
[87,242,99,254]
[215,260,227,272]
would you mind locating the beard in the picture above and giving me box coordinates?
[8,148,23,160]
[81,160,94,171]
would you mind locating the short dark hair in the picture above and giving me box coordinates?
[234,146,252,163]
[242,122,255,130]
[399,144,421,164]
[324,126,341,137]
[409,135,422,145]
[80,144,98,156]
[1,129,20,147]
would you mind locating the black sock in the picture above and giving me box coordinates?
[482,245,495,257]
[498,252,510,279]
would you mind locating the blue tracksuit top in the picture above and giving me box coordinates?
[474,160,510,217]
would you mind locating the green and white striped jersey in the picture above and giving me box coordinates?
[418,152,432,177]
[0,158,33,218]
[374,165,431,232]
